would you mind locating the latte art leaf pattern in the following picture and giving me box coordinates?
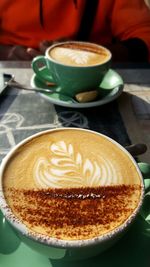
[33,141,124,188]
[34,141,102,188]
[57,48,96,65]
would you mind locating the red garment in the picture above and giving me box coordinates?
[0,0,150,56]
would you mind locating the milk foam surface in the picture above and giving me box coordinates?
[50,45,110,66]
[3,130,140,189]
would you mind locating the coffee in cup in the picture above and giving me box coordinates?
[0,128,144,259]
[49,42,110,67]
[31,41,111,98]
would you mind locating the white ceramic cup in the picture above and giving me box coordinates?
[0,128,145,260]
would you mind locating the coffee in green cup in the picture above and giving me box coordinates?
[31,41,112,97]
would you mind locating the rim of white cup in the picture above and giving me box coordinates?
[0,128,144,248]
[46,41,112,67]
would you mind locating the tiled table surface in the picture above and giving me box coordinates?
[0,63,150,163]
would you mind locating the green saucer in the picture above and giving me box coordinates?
[30,68,124,108]
[0,213,150,267]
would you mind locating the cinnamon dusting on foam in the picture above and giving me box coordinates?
[59,43,108,56]
[49,43,110,66]
[5,185,141,240]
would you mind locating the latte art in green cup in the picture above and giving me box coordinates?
[49,43,110,66]
[31,41,112,97]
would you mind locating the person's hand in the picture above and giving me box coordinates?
[27,40,52,58]
[27,39,70,58]
[0,44,35,60]
[0,39,69,60]
[8,45,34,60]
[0,42,51,60]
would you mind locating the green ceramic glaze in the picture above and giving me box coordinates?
[99,68,123,89]
[0,207,150,267]
[31,42,111,98]
[0,211,20,254]
[31,68,124,108]
[138,162,150,229]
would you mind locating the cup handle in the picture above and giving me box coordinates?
[125,144,147,157]
[31,55,54,83]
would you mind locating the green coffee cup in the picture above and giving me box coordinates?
[31,41,112,97]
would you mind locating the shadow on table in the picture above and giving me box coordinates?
[131,93,150,120]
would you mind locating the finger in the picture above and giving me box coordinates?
[27,48,41,58]
[8,46,32,60]
[39,40,53,54]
